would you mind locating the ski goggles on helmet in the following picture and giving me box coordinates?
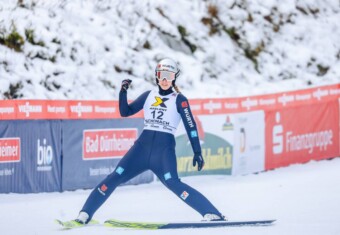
[156,71,176,81]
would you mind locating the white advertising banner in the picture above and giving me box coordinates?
[232,111,265,175]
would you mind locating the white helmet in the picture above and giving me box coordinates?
[155,58,181,83]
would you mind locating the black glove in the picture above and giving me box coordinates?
[121,79,132,91]
[193,153,204,171]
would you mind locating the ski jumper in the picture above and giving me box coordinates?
[80,88,222,220]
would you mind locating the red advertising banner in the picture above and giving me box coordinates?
[265,100,339,170]
[0,138,21,163]
[82,128,138,160]
[0,84,338,120]
[0,100,143,120]
[190,84,340,115]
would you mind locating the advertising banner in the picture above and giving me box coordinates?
[62,118,153,191]
[265,100,339,170]
[175,114,234,176]
[232,111,265,175]
[0,120,62,193]
[1,83,338,193]
[175,111,265,176]
[0,100,142,120]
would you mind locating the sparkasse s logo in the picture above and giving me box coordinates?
[37,138,53,171]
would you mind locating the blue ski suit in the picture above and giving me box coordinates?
[80,87,222,220]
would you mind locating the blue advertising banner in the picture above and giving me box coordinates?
[0,120,62,193]
[62,118,153,191]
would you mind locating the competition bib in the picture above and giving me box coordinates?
[143,90,181,135]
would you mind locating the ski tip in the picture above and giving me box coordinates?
[54,219,73,230]
[54,219,63,226]
[55,219,100,229]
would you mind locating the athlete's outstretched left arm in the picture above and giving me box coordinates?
[176,94,204,171]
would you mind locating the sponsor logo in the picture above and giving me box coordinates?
[295,94,311,101]
[313,88,329,100]
[259,98,276,106]
[164,172,171,180]
[152,97,168,108]
[145,119,170,128]
[203,100,222,113]
[240,127,246,153]
[0,138,20,163]
[70,102,93,117]
[278,94,294,106]
[47,105,66,114]
[18,102,42,117]
[184,108,194,128]
[329,88,340,95]
[222,116,234,131]
[94,106,116,114]
[272,112,283,154]
[180,191,189,200]
[241,98,258,110]
[101,184,108,192]
[83,129,137,160]
[159,64,175,70]
[98,184,108,196]
[272,112,333,154]
[115,166,124,175]
[286,130,333,154]
[37,138,53,171]
[176,132,233,176]
[181,101,188,108]
[0,107,15,115]
[190,130,198,138]
[224,101,239,109]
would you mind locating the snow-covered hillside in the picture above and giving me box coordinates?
[0,0,339,100]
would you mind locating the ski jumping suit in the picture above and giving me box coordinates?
[81,88,222,220]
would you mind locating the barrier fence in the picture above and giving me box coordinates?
[0,83,339,193]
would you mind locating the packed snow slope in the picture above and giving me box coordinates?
[0,0,339,100]
[0,158,340,235]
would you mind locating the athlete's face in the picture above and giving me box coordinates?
[158,78,172,90]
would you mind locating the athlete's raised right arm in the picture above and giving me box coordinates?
[119,79,150,117]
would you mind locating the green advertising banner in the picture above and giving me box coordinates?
[175,114,234,176]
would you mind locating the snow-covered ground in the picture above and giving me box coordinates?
[1,157,340,235]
